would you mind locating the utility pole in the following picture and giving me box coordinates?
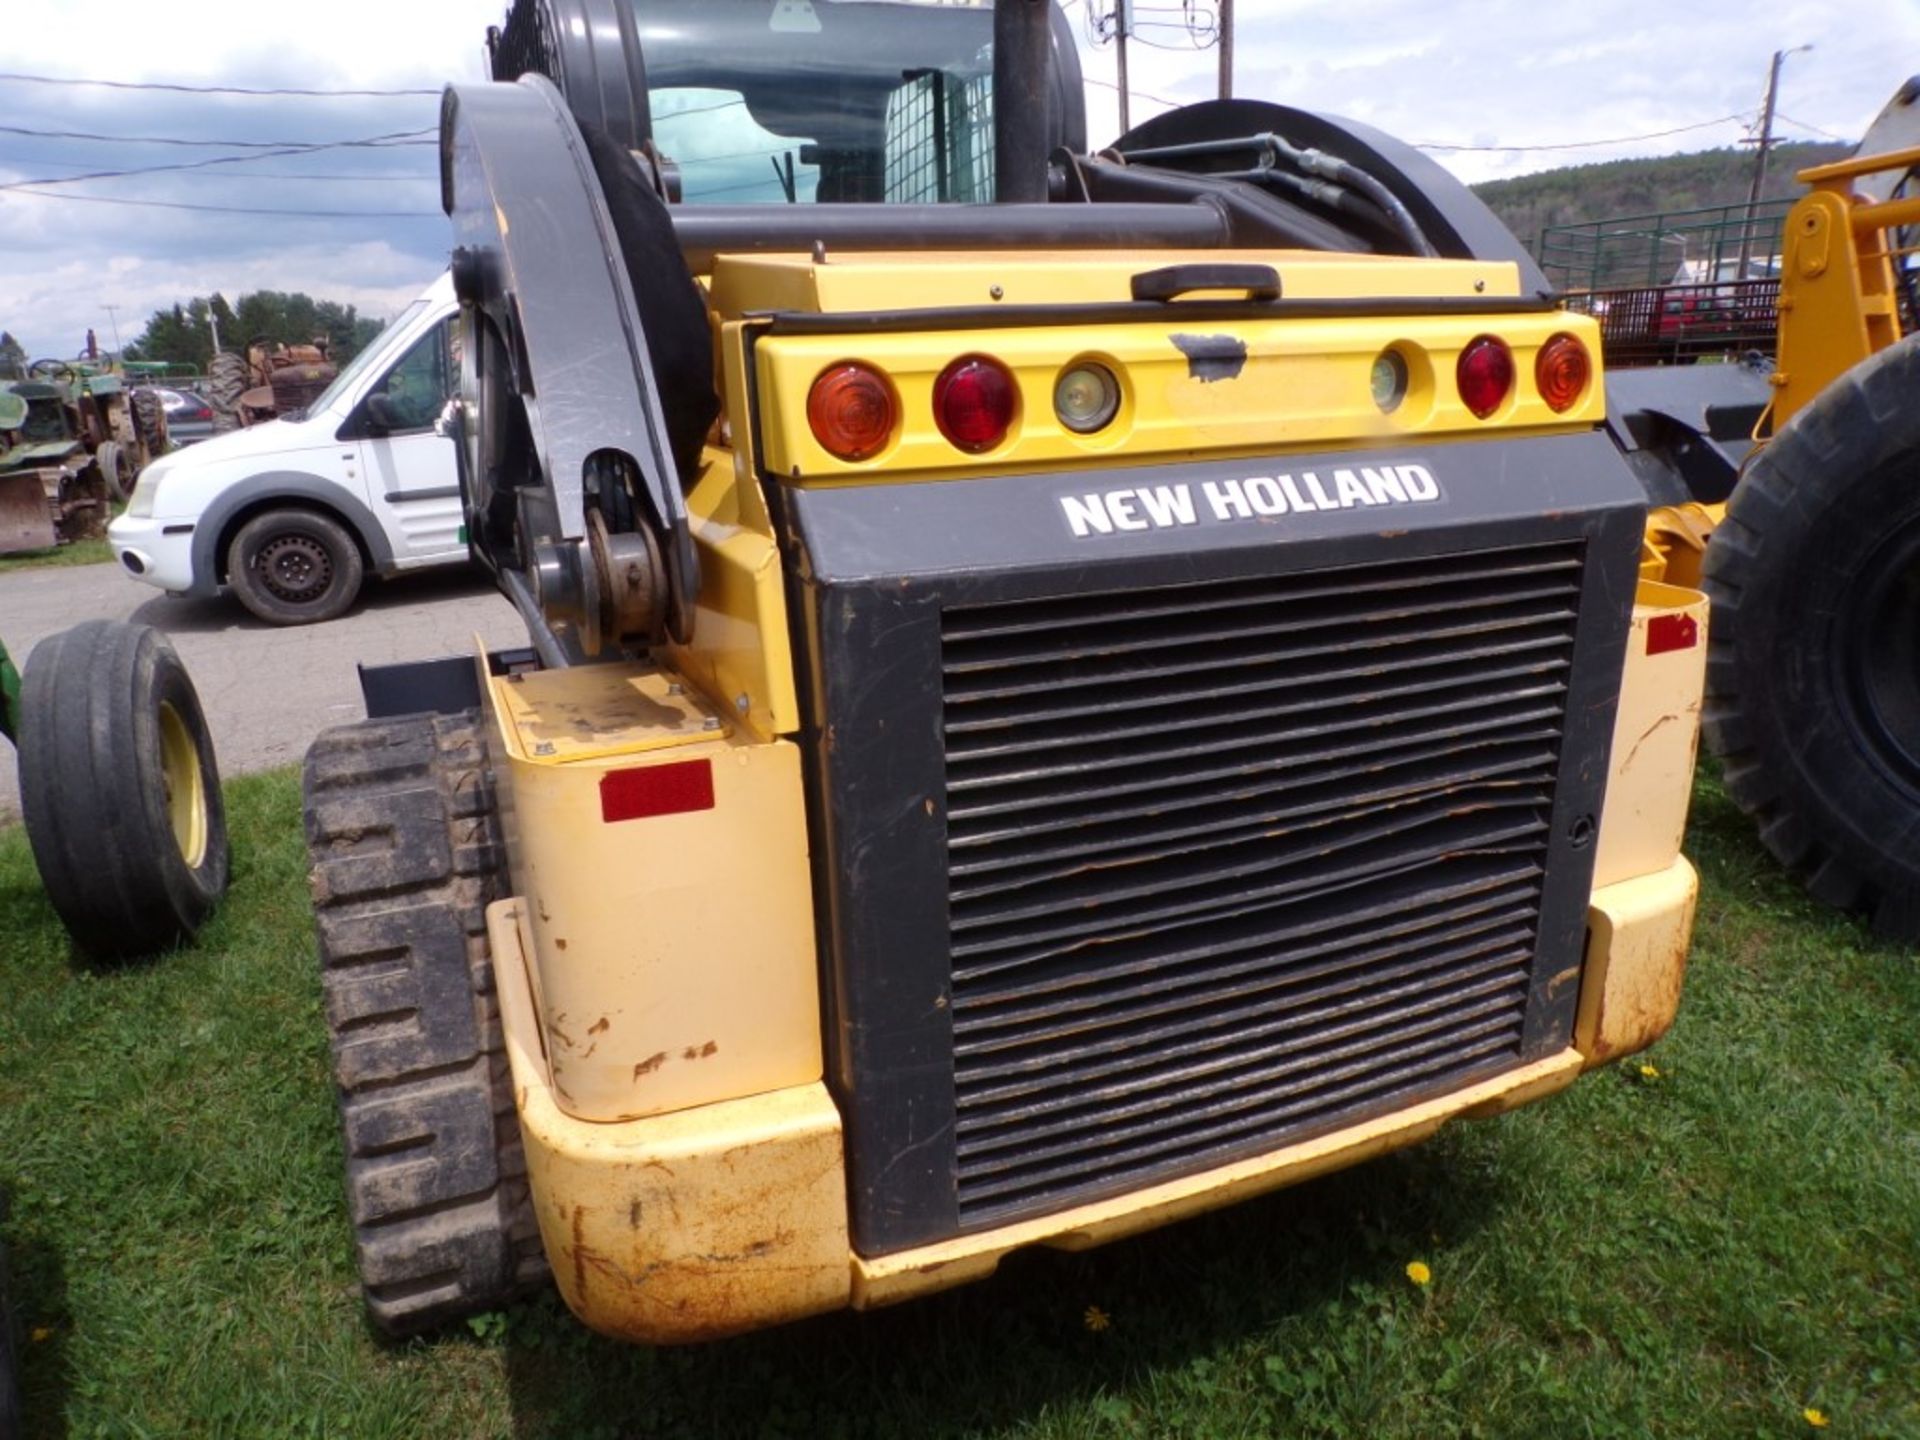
[101,303,122,357]
[1737,45,1811,281]
[1114,0,1132,135]
[1218,0,1233,101]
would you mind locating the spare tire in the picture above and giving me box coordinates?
[17,620,230,959]
[1702,334,1920,940]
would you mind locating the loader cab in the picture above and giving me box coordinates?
[487,0,1085,205]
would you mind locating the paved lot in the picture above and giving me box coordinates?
[0,560,525,819]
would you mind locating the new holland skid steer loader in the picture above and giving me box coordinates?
[304,0,1709,1342]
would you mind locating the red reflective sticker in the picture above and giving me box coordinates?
[1646,613,1699,656]
[600,758,715,824]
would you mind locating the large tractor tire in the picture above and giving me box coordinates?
[206,352,248,434]
[93,440,127,504]
[305,713,548,1335]
[130,385,168,458]
[17,621,229,960]
[1702,334,1920,941]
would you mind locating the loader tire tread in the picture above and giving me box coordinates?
[304,711,548,1336]
[1701,333,1920,942]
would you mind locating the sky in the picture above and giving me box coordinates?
[1,0,1915,359]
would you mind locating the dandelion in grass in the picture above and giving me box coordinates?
[1640,1063,1661,1080]
[1405,1261,1431,1288]
[29,1326,51,1343]
[1083,1305,1111,1332]
[1803,1408,1830,1429]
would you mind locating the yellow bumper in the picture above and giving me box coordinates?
[489,854,1696,1343]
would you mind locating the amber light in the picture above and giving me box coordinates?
[807,363,896,461]
[934,355,1017,453]
[1456,335,1514,420]
[1535,332,1592,413]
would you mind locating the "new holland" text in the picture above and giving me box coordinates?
[1060,463,1442,538]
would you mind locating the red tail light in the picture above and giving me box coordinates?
[1535,332,1591,413]
[934,356,1017,453]
[807,363,896,462]
[1456,336,1514,420]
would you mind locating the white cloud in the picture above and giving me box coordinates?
[2,0,1916,355]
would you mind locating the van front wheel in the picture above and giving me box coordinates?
[227,508,365,625]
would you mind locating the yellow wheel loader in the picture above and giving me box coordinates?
[305,0,1711,1342]
[1621,77,1920,938]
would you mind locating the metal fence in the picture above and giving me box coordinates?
[1538,201,1796,292]
[1561,278,1781,367]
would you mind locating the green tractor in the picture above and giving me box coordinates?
[0,359,167,556]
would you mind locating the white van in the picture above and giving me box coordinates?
[109,272,464,625]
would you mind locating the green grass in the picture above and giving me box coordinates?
[0,538,112,575]
[2,766,1916,1439]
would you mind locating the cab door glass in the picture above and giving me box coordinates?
[366,319,452,432]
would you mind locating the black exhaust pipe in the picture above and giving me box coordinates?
[993,0,1053,204]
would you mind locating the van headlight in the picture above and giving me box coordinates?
[125,466,164,519]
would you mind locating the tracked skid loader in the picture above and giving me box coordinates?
[304,0,1705,1343]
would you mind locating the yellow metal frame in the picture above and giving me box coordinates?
[1592,580,1709,892]
[705,248,1604,486]
[1767,144,1920,434]
[477,587,1709,1339]
[469,244,1714,1346]
[491,898,853,1344]
[489,854,1696,1341]
[483,657,823,1124]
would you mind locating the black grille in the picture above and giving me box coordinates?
[940,542,1584,1227]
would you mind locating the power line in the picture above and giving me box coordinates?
[1414,114,1749,154]
[0,189,436,219]
[0,121,434,148]
[1775,112,1851,143]
[1081,74,1188,112]
[9,166,432,184]
[0,70,439,98]
[0,130,438,191]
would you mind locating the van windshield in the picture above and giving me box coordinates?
[308,299,430,416]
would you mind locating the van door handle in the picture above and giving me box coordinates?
[1131,263,1282,303]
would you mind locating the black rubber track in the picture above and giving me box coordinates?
[1702,334,1920,941]
[305,712,549,1335]
[17,620,229,960]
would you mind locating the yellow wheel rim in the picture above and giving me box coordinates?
[157,701,208,869]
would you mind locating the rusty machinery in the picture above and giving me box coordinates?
[0,360,147,556]
[301,0,1775,1343]
[206,338,337,433]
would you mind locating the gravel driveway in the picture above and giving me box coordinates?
[0,561,525,820]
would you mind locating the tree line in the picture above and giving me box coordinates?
[123,291,388,373]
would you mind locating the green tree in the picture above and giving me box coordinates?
[0,331,25,379]
[127,288,391,370]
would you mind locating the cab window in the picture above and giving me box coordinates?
[365,319,452,433]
